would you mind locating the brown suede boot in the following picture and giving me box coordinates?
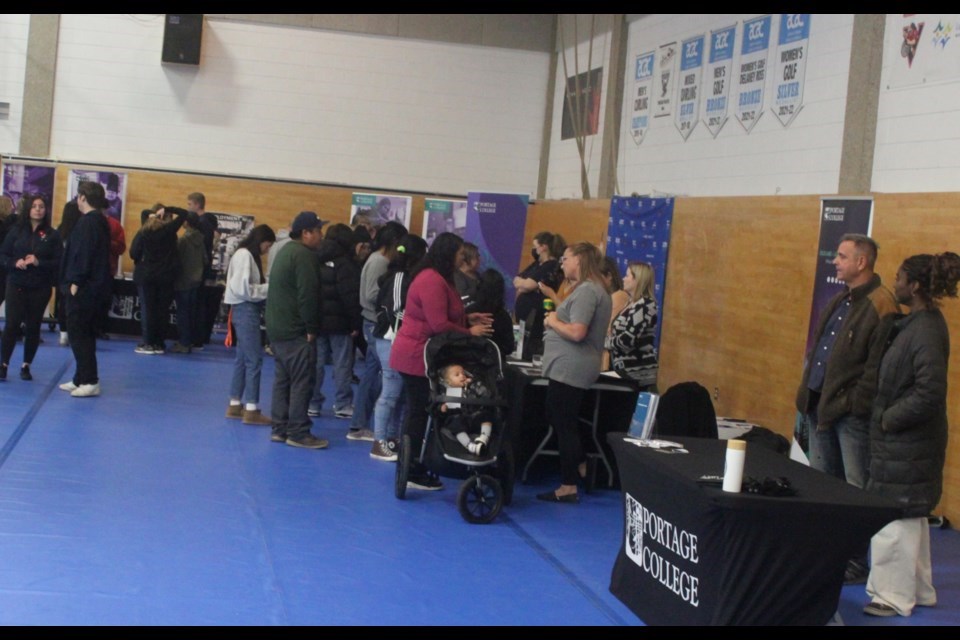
[242,409,272,426]
[225,404,243,419]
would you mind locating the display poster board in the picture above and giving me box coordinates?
[350,192,411,230]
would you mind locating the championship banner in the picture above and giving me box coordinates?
[605,196,674,352]
[67,168,127,224]
[463,192,529,314]
[804,197,873,354]
[675,35,705,141]
[887,14,960,90]
[422,198,467,247]
[349,193,411,229]
[703,25,736,138]
[630,51,656,146]
[735,15,772,133]
[773,14,811,127]
[655,42,678,118]
[1,162,56,211]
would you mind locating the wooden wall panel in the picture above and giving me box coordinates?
[48,166,426,275]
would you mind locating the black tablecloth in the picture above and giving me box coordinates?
[504,363,638,487]
[607,435,903,625]
[106,278,178,339]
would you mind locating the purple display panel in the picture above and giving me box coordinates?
[464,192,529,314]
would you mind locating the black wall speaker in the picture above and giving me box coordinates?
[162,14,203,65]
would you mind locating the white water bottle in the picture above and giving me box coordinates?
[722,439,746,493]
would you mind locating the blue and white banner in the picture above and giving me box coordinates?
[703,25,736,138]
[675,35,705,141]
[735,15,772,133]
[630,51,656,146]
[655,41,678,118]
[773,14,811,127]
[605,196,674,352]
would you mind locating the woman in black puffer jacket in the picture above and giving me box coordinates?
[863,251,960,618]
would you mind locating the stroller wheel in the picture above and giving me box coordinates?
[457,474,503,524]
[497,441,516,507]
[395,435,412,500]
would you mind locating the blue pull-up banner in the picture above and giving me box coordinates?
[605,196,674,351]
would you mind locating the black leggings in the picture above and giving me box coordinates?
[546,378,588,486]
[399,373,431,453]
[1,282,52,366]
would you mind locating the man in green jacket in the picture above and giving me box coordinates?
[266,211,327,449]
[171,212,208,354]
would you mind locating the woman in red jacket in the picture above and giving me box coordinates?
[389,232,492,490]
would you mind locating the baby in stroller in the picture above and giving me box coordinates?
[438,363,495,456]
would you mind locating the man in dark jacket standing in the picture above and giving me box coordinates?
[266,211,327,449]
[795,233,900,583]
[308,223,362,423]
[58,181,112,398]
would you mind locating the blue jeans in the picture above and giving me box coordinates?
[373,336,405,442]
[229,302,264,405]
[312,332,354,411]
[352,319,383,429]
[805,411,870,489]
[175,285,200,347]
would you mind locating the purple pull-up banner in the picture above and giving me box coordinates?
[464,192,529,314]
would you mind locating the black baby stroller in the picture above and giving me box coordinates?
[394,332,515,524]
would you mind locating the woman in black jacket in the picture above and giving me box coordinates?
[0,194,62,381]
[863,251,960,618]
[129,204,186,354]
[466,268,515,359]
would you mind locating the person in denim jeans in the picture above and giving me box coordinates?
[353,222,407,442]
[796,234,899,584]
[311,224,362,422]
[369,234,426,461]
[224,225,276,426]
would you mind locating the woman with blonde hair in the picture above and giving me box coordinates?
[537,242,612,503]
[607,261,659,390]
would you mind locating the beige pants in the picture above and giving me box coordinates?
[866,517,937,616]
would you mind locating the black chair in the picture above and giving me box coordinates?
[653,381,718,439]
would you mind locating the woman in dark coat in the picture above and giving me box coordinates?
[863,251,960,618]
[0,194,62,381]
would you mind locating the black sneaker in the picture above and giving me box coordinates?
[20,364,32,381]
[407,470,443,491]
[843,559,869,585]
[0,364,7,381]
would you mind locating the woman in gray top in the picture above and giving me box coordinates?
[537,242,612,504]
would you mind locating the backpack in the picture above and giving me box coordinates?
[373,271,406,340]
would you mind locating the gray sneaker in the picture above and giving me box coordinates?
[285,434,329,449]
[170,343,192,354]
[334,405,354,419]
[346,428,374,441]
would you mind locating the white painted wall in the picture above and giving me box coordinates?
[872,14,960,193]
[49,15,549,196]
[0,14,30,155]
[543,30,612,199]
[615,14,853,197]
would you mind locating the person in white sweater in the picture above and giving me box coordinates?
[224,224,276,425]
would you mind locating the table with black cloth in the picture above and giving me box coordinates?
[606,434,903,626]
[105,278,178,339]
[503,362,639,488]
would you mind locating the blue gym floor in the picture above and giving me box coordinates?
[0,333,958,626]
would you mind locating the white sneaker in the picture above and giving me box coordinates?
[59,381,78,392]
[59,331,69,346]
[71,383,101,397]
